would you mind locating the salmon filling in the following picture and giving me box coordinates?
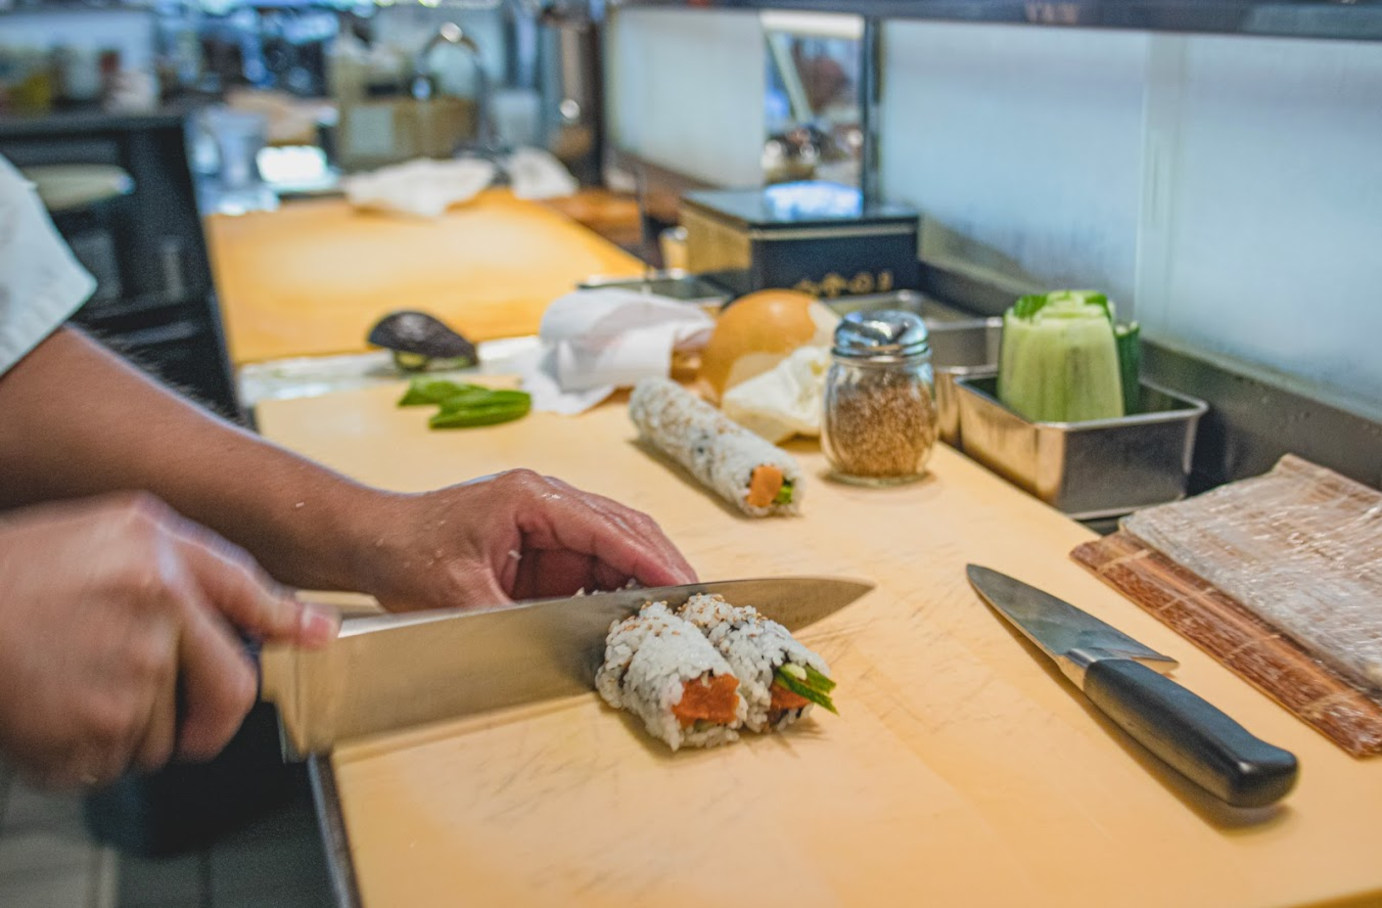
[769,680,811,712]
[745,465,784,509]
[672,674,741,728]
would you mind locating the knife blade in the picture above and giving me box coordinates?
[261,575,872,755]
[967,565,1298,808]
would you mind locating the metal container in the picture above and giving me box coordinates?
[826,291,1001,445]
[577,270,733,315]
[822,309,938,486]
[955,374,1208,520]
[680,182,920,298]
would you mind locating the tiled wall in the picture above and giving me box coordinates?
[605,7,766,187]
[880,21,1382,420]
[599,11,1380,417]
[0,8,156,70]
[370,5,508,98]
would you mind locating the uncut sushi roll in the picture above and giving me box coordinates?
[595,601,746,750]
[629,377,802,517]
[678,593,836,733]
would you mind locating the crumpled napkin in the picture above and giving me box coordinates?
[343,148,578,217]
[343,158,497,218]
[507,147,579,200]
[513,288,714,415]
[721,345,832,443]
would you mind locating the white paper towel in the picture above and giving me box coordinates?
[721,345,831,443]
[343,148,578,217]
[344,158,497,218]
[506,147,580,200]
[514,288,714,415]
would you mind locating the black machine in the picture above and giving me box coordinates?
[0,108,240,421]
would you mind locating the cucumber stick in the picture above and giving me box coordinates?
[998,291,1125,423]
[774,668,838,714]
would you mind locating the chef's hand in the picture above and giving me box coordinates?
[0,493,338,790]
[362,469,697,611]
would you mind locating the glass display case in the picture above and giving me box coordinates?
[609,0,1382,43]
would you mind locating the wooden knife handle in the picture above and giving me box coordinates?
[1083,659,1299,808]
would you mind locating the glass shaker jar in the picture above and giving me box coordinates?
[821,309,939,485]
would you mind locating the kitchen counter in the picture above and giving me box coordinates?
[256,385,1382,908]
[204,189,646,365]
[0,101,199,137]
[536,188,646,253]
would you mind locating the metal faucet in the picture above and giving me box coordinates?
[410,22,501,156]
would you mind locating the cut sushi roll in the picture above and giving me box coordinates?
[595,601,746,751]
[629,377,802,517]
[677,593,836,733]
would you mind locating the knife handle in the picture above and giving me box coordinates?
[1083,659,1299,808]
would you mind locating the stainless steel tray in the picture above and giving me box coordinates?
[955,374,1208,520]
[826,291,1001,445]
[577,269,733,312]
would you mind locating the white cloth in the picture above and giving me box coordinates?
[0,156,96,377]
[505,147,579,201]
[721,345,832,443]
[512,288,714,415]
[343,157,498,218]
[342,148,579,218]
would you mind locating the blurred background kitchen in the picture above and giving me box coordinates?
[0,0,1379,904]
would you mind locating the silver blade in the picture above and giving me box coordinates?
[262,576,872,754]
[966,565,1176,677]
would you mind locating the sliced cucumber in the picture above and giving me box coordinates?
[804,664,837,693]
[774,668,838,715]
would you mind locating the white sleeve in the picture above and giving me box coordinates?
[0,155,97,377]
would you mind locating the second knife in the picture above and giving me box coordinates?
[967,564,1298,808]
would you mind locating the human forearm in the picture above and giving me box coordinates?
[0,328,388,591]
[0,327,696,611]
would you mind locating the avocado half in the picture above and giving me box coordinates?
[367,311,478,373]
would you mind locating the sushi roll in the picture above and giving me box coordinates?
[629,377,802,517]
[677,594,837,733]
[595,601,746,751]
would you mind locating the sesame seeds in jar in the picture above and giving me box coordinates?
[821,309,939,485]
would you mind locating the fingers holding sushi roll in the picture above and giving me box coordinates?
[362,469,696,611]
[498,472,697,598]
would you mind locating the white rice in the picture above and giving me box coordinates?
[629,377,802,517]
[594,601,746,751]
[677,593,832,733]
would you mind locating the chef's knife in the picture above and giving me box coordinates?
[966,565,1298,808]
[261,576,871,755]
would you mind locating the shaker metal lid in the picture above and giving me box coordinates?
[832,309,930,360]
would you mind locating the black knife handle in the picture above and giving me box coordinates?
[1083,659,1299,808]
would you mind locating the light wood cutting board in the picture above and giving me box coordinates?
[205,190,644,365]
[256,386,1382,908]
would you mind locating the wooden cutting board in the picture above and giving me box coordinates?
[205,190,644,365]
[257,388,1382,908]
